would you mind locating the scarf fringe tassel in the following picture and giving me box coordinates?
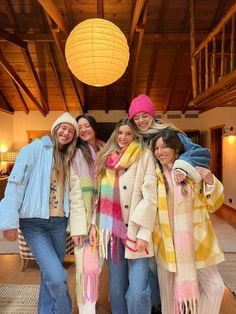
[82,271,99,305]
[175,298,198,314]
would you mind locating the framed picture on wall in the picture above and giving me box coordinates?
[184,130,200,144]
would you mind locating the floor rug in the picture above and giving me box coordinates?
[0,284,39,313]
[218,253,236,295]
[211,214,236,252]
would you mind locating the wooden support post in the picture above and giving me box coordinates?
[189,0,198,98]
[220,26,225,77]
[198,50,202,94]
[205,44,209,90]
[212,37,216,85]
[230,14,235,72]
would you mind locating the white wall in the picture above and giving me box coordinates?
[0,112,14,173]
[198,107,236,209]
[0,111,14,152]
[1,107,236,210]
[12,110,202,149]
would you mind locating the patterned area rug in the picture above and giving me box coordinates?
[0,284,39,313]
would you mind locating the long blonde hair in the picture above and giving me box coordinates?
[96,119,143,178]
[51,125,77,190]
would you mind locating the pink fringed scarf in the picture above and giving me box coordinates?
[82,243,99,305]
[172,179,199,314]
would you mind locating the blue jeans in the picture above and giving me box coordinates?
[108,240,151,314]
[149,257,161,306]
[20,217,72,314]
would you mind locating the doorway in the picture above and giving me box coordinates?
[210,126,224,181]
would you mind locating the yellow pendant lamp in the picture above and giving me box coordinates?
[65,18,130,87]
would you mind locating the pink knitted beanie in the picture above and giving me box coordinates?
[128,94,156,118]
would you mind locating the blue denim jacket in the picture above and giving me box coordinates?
[177,133,211,168]
[0,136,70,229]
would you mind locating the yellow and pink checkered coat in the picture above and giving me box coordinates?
[153,168,225,272]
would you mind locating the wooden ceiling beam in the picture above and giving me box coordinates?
[146,0,166,96]
[182,85,192,114]
[35,1,68,112]
[0,28,49,113]
[129,0,145,46]
[163,45,183,114]
[45,42,68,112]
[3,0,21,33]
[0,27,27,49]
[11,80,29,114]
[0,89,14,113]
[0,50,46,116]
[64,0,74,31]
[129,30,144,102]
[146,44,158,96]
[47,16,84,112]
[129,1,149,102]
[22,48,49,113]
[37,0,69,36]
[0,31,213,43]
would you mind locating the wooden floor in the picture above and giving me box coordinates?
[0,253,236,313]
[0,204,236,313]
[0,254,111,314]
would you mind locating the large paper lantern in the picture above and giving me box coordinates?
[65,18,129,87]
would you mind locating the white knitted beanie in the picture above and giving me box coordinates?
[51,112,78,135]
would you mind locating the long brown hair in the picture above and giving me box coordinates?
[151,129,189,195]
[76,114,103,165]
[96,119,143,178]
[51,125,77,190]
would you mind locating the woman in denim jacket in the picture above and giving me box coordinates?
[0,112,87,314]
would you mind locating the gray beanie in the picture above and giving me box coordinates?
[51,112,78,136]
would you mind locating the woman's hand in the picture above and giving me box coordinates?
[136,238,148,253]
[72,235,84,247]
[196,166,214,185]
[174,169,187,184]
[3,229,18,241]
[89,224,98,246]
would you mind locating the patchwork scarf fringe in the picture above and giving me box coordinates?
[175,298,198,314]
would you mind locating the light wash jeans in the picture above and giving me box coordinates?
[108,240,151,314]
[148,257,161,306]
[20,217,72,314]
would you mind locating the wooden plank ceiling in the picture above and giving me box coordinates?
[0,0,235,115]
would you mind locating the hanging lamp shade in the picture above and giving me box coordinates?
[65,18,130,87]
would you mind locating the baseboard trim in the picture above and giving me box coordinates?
[216,203,236,229]
[222,203,236,211]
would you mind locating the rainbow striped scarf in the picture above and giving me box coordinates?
[72,146,97,306]
[72,146,97,226]
[96,140,141,260]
